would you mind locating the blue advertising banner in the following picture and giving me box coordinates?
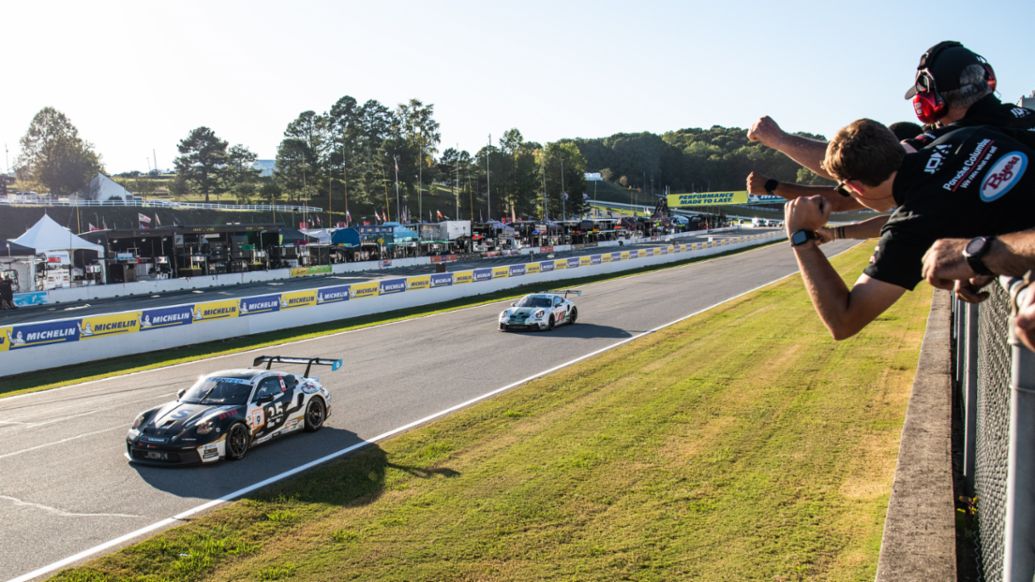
[8,320,80,349]
[509,264,526,277]
[566,257,580,268]
[430,273,453,288]
[590,254,602,265]
[473,268,492,282]
[317,285,351,304]
[610,251,623,261]
[379,278,407,295]
[13,291,47,307]
[539,261,555,272]
[239,295,280,317]
[140,305,194,331]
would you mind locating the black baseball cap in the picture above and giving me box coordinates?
[904,41,985,99]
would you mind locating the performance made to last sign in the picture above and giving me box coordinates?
[666,191,749,207]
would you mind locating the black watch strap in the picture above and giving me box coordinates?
[963,236,995,276]
[764,178,779,195]
[790,229,817,247]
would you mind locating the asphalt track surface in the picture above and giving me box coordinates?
[0,239,856,581]
[0,229,775,326]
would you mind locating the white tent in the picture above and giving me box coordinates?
[300,228,333,244]
[77,173,130,202]
[9,214,105,257]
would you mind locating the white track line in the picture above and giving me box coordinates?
[6,249,828,582]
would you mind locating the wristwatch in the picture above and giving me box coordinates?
[790,229,818,247]
[764,178,779,195]
[962,236,995,276]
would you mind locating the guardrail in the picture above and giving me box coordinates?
[951,278,1035,582]
[0,197,322,213]
[0,232,781,377]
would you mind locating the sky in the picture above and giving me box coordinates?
[2,0,1033,174]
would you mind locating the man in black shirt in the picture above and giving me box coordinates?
[784,118,1035,339]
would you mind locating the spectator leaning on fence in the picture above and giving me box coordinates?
[784,119,1035,340]
[922,230,1035,303]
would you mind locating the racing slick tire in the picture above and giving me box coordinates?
[568,307,578,325]
[226,422,251,461]
[547,315,555,330]
[304,397,327,432]
[499,323,508,332]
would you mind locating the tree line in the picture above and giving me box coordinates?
[13,103,831,223]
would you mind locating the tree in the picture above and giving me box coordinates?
[222,144,259,203]
[16,107,102,195]
[275,111,327,205]
[174,127,228,202]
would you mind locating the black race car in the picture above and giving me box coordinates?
[126,356,340,465]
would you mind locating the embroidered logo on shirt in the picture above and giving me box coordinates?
[980,151,1028,202]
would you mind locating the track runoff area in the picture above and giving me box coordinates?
[0,239,857,581]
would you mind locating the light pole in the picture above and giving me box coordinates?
[486,134,491,222]
[393,154,400,223]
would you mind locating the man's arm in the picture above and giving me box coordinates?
[746,171,862,212]
[785,195,906,339]
[923,230,1035,285]
[747,116,833,180]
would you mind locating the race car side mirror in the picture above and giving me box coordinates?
[177,389,185,400]
[257,394,274,404]
[511,302,516,307]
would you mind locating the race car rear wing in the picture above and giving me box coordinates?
[253,355,343,377]
[549,289,583,298]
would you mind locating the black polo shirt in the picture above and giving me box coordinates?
[865,125,1035,289]
[904,95,1035,149]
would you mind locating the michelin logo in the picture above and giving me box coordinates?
[981,152,1027,202]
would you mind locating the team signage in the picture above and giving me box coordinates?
[239,295,280,316]
[473,268,492,282]
[193,299,239,321]
[540,261,555,272]
[453,270,474,285]
[317,285,350,304]
[79,312,141,339]
[508,264,525,277]
[8,320,81,349]
[141,305,194,330]
[379,278,407,295]
[667,191,749,207]
[407,275,431,290]
[350,281,380,299]
[281,290,317,309]
[430,273,453,288]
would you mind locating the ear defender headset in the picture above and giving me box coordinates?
[912,41,997,124]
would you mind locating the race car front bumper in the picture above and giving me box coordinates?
[126,433,225,465]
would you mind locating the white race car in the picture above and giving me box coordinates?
[499,291,580,331]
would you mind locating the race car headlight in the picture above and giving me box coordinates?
[195,420,215,435]
[534,309,545,319]
[131,413,147,430]
[500,310,510,319]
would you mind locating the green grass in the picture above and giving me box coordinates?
[52,242,931,581]
[0,240,779,398]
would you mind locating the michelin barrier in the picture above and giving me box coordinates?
[0,233,780,377]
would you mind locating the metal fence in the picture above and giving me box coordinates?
[952,278,1035,582]
[0,197,322,213]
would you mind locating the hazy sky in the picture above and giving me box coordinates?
[3,0,1033,174]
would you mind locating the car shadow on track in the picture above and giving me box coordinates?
[504,323,633,340]
[130,426,460,507]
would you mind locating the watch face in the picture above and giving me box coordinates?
[791,230,809,245]
[965,237,988,256]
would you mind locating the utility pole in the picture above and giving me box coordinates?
[393,154,401,223]
[486,133,491,222]
[560,158,565,221]
[342,143,349,225]
[455,144,460,219]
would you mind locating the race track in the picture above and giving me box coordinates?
[0,239,857,581]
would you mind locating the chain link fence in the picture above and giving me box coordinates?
[953,279,1035,582]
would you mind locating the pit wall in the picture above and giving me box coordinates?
[0,231,776,378]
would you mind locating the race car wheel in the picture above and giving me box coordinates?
[568,307,578,324]
[547,315,555,330]
[499,323,508,332]
[304,397,327,432]
[226,422,251,461]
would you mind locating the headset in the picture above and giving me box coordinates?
[912,41,997,124]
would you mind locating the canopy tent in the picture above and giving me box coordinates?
[382,222,418,242]
[331,228,361,247]
[279,228,319,245]
[2,241,36,256]
[76,173,131,202]
[300,228,333,245]
[9,214,105,257]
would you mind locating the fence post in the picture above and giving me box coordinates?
[1005,281,1035,582]
[963,300,980,492]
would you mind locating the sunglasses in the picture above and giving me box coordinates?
[835,179,853,198]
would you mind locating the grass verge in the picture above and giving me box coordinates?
[52,242,931,581]
[0,240,778,399]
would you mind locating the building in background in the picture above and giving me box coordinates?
[1019,91,1035,109]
